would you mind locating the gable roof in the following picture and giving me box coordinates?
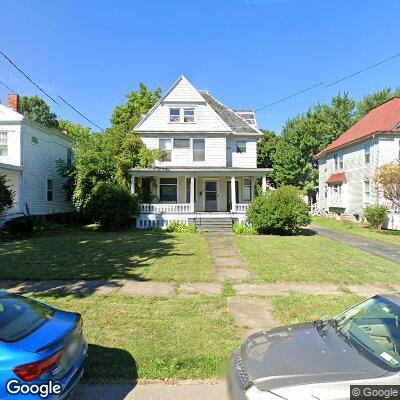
[316,97,400,158]
[134,75,261,135]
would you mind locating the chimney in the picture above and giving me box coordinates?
[7,93,20,112]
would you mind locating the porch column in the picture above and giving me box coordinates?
[231,176,236,212]
[262,176,267,193]
[130,175,135,194]
[190,177,195,212]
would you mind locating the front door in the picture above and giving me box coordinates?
[205,180,218,211]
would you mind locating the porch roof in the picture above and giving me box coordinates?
[0,162,22,172]
[130,167,271,178]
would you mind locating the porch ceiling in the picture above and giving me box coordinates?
[130,167,271,177]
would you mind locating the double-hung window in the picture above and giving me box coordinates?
[364,180,371,204]
[236,140,246,153]
[334,153,343,170]
[159,139,172,162]
[183,108,194,123]
[193,139,205,161]
[364,143,371,165]
[243,179,252,202]
[159,178,177,203]
[169,108,180,122]
[47,179,53,202]
[0,132,8,156]
[174,139,190,149]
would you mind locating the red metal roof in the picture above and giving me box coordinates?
[317,97,400,158]
[326,172,347,184]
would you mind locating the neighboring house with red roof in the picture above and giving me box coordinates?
[316,97,400,230]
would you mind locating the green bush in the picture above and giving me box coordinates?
[83,181,138,230]
[363,204,388,229]
[0,174,14,216]
[232,222,257,235]
[166,221,197,233]
[247,186,311,235]
[4,216,34,235]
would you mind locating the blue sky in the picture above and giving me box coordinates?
[1,0,399,133]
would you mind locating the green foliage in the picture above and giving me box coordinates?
[0,174,14,216]
[363,205,388,230]
[58,120,91,142]
[56,159,76,202]
[232,222,257,235]
[82,181,138,230]
[356,87,400,119]
[257,129,280,185]
[166,221,197,233]
[247,186,311,235]
[111,83,161,132]
[19,96,59,129]
[273,93,355,193]
[4,216,34,235]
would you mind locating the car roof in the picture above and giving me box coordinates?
[377,292,400,307]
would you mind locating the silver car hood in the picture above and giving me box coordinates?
[241,323,388,392]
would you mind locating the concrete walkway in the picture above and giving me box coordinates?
[73,381,227,400]
[309,224,400,264]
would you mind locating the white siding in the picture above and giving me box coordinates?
[0,124,22,167]
[21,123,73,216]
[228,137,257,168]
[162,77,205,103]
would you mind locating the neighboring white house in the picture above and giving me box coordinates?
[316,97,400,230]
[131,75,271,230]
[0,94,74,223]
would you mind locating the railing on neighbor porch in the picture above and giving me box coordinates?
[310,202,320,216]
[235,204,250,213]
[139,203,191,214]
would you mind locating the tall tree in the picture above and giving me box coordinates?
[111,83,161,131]
[59,120,91,142]
[356,87,400,119]
[19,96,59,129]
[257,129,280,169]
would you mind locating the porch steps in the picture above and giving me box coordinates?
[194,217,233,232]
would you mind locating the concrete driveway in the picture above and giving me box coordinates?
[73,381,227,400]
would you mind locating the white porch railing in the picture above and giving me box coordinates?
[139,203,191,214]
[310,202,320,216]
[235,204,250,213]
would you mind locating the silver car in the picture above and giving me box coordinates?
[228,293,400,400]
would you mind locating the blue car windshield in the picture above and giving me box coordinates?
[0,296,54,342]
[335,296,400,371]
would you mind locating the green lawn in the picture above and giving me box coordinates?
[34,294,238,382]
[234,233,400,285]
[271,294,364,325]
[0,225,213,282]
[313,216,400,248]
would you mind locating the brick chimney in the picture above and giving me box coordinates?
[7,93,20,112]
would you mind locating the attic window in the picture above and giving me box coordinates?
[169,108,180,122]
[0,131,7,156]
[184,108,195,123]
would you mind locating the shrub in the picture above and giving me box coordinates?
[232,222,257,235]
[4,216,34,235]
[166,221,197,233]
[363,204,388,229]
[247,186,311,235]
[83,181,138,230]
[0,174,14,216]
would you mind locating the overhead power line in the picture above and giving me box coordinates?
[0,50,59,105]
[0,79,18,95]
[327,51,400,87]
[58,96,104,131]
[255,81,325,111]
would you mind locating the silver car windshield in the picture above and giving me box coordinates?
[335,296,400,370]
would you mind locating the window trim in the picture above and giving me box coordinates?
[192,138,205,162]
[169,108,180,123]
[334,153,343,170]
[364,180,371,205]
[243,179,252,202]
[364,143,371,165]
[236,140,247,154]
[46,179,53,202]
[183,108,195,123]
[0,131,8,157]
[331,183,343,203]
[173,138,191,149]
[159,138,172,162]
[159,177,178,203]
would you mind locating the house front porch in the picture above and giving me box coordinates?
[130,167,271,229]
[0,162,24,223]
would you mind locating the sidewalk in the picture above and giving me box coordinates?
[309,224,400,265]
[73,381,227,400]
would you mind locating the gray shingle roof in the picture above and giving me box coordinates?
[199,91,261,135]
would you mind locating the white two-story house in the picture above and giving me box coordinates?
[131,75,270,230]
[316,97,400,230]
[0,94,74,223]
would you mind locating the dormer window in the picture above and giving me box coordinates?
[184,108,195,123]
[169,108,180,122]
[0,131,7,156]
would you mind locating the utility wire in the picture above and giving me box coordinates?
[255,81,325,111]
[327,51,400,87]
[0,50,59,105]
[58,96,104,131]
[0,79,18,95]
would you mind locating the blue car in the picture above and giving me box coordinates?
[0,291,88,399]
